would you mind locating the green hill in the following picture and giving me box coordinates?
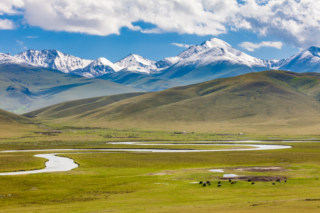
[0,108,30,124]
[25,71,320,134]
[0,108,38,137]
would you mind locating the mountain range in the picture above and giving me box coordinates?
[1,38,320,113]
[2,38,320,80]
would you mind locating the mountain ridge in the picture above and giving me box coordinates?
[2,38,320,80]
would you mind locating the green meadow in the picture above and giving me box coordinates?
[1,127,320,212]
[2,71,320,212]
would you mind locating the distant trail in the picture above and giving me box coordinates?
[0,142,291,176]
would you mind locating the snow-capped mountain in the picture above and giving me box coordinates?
[115,54,158,74]
[278,46,320,72]
[1,38,320,82]
[73,57,117,78]
[172,38,267,68]
[156,38,272,82]
[0,53,27,65]
[156,56,180,70]
[15,49,92,73]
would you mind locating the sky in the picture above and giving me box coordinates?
[0,0,319,62]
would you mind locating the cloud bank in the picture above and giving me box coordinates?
[239,41,283,52]
[3,0,320,48]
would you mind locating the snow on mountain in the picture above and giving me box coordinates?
[15,49,92,73]
[278,46,320,72]
[115,54,158,74]
[0,53,27,65]
[156,56,180,70]
[73,57,117,78]
[1,38,320,80]
[173,38,267,68]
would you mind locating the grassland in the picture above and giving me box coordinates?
[1,126,320,212]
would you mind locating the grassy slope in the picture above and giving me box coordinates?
[0,109,38,137]
[25,71,320,134]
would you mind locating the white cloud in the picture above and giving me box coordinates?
[239,41,283,51]
[171,43,191,48]
[0,19,16,30]
[1,0,320,48]
[0,0,24,15]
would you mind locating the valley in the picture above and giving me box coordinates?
[1,38,320,213]
[2,1,320,212]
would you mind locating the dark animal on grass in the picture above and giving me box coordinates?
[199,181,203,184]
[229,179,231,182]
[202,183,207,187]
[276,179,281,183]
[272,183,276,185]
[217,183,222,187]
[251,182,255,185]
[218,181,221,184]
[206,181,211,184]
[248,179,252,182]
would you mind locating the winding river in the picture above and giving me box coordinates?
[0,142,291,176]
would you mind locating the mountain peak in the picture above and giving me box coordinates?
[307,46,320,56]
[178,37,235,59]
[201,38,232,49]
[75,57,116,78]
[115,54,157,73]
[15,49,92,73]
[95,57,113,65]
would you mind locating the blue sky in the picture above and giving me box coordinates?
[0,0,318,62]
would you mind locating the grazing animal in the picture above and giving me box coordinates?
[218,181,221,184]
[231,181,236,184]
[276,179,281,183]
[272,183,276,185]
[229,179,231,182]
[248,179,252,182]
[251,182,255,185]
[217,183,222,187]
[284,180,287,183]
[199,181,203,184]
[206,181,211,184]
[202,183,207,187]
